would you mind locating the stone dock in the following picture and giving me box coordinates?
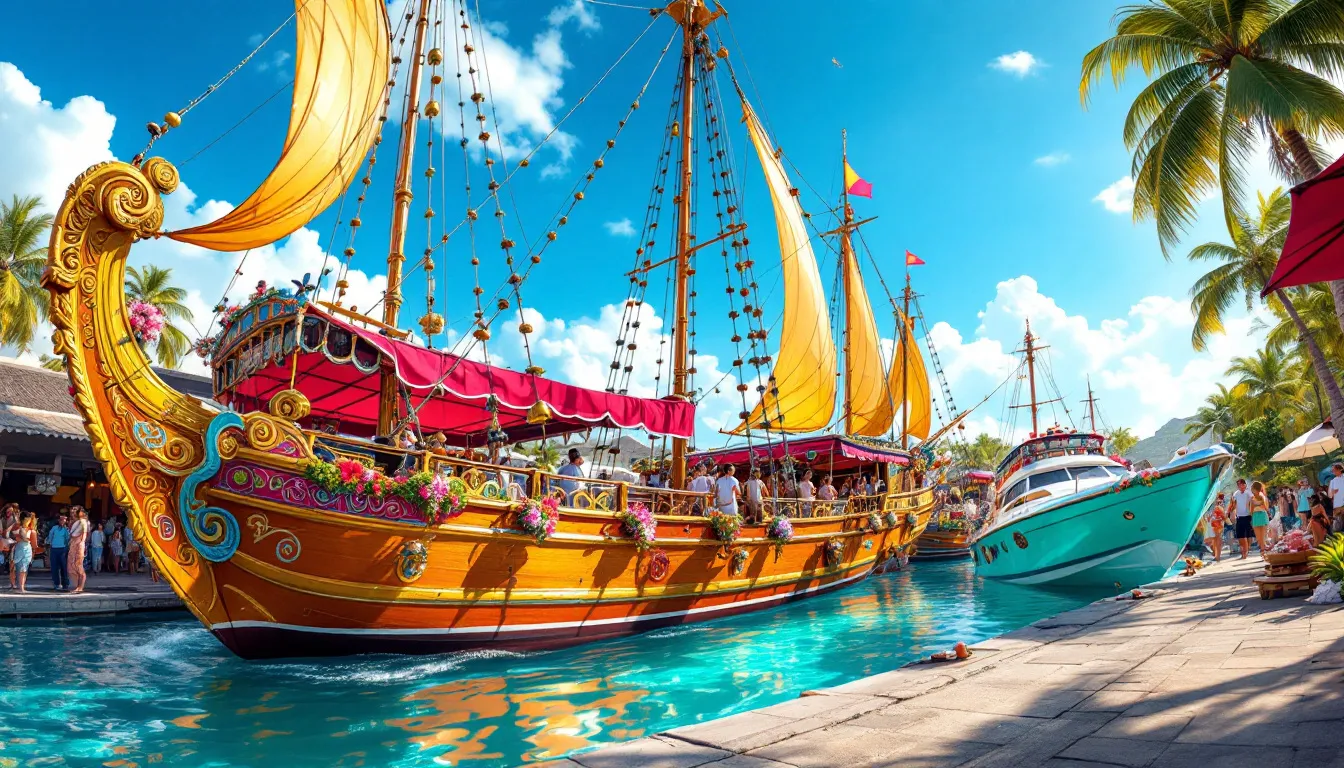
[0,572,181,618]
[563,558,1344,768]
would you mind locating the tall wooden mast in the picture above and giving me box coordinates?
[1083,377,1098,432]
[377,0,434,437]
[1024,322,1039,436]
[840,130,855,434]
[668,0,717,489]
[901,273,912,450]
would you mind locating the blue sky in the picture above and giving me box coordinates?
[1,0,1279,447]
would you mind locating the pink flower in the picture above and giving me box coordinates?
[545,517,557,535]
[337,459,365,484]
[541,496,560,513]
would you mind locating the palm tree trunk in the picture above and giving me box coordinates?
[1277,289,1344,442]
[1282,128,1344,349]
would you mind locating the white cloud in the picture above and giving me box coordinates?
[1093,176,1135,213]
[990,51,1041,77]
[930,276,1264,442]
[1034,152,1070,167]
[387,0,588,168]
[603,218,636,237]
[546,0,600,31]
[0,62,115,212]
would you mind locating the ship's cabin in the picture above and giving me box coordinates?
[985,432,1125,529]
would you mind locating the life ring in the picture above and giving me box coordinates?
[647,549,670,582]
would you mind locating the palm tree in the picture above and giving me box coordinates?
[517,440,562,471]
[949,433,1012,469]
[0,195,53,353]
[1184,384,1238,443]
[1106,427,1139,457]
[1226,348,1306,421]
[38,354,64,372]
[125,265,194,369]
[1265,284,1344,362]
[1188,188,1344,441]
[1081,0,1344,256]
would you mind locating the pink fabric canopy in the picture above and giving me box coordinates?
[221,306,695,443]
[690,434,910,471]
[1264,154,1344,294]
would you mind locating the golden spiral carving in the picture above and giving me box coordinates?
[100,161,172,238]
[268,389,311,422]
[140,157,179,196]
[218,433,241,459]
[245,418,281,452]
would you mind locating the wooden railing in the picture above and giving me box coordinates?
[625,486,713,517]
[534,470,626,512]
[426,453,528,502]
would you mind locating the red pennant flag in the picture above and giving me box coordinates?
[905,250,925,266]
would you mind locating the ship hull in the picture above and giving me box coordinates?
[971,447,1234,590]
[911,529,970,560]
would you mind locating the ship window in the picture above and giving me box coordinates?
[1069,466,1114,481]
[327,326,353,358]
[1003,479,1028,506]
[1029,469,1073,489]
[301,317,324,350]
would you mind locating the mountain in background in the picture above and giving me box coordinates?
[1123,416,1213,467]
[563,434,655,468]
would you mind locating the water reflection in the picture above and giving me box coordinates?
[0,561,1108,767]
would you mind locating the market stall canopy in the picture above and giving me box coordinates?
[1263,155,1344,294]
[1270,421,1340,463]
[218,306,695,444]
[690,434,910,473]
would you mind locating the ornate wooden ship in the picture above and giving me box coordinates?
[43,0,934,659]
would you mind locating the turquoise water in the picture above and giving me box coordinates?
[0,560,1112,767]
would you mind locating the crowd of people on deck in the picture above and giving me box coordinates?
[0,504,157,594]
[1201,463,1344,561]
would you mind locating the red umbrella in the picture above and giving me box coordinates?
[1262,153,1344,295]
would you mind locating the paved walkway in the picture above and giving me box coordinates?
[561,558,1344,768]
[0,572,181,617]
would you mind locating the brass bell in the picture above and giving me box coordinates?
[671,121,680,137]
[427,48,443,66]
[424,100,440,118]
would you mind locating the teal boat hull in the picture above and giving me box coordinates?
[971,446,1235,590]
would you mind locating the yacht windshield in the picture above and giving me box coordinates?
[1028,469,1073,489]
[1069,465,1118,481]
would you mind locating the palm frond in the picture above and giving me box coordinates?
[1122,62,1209,146]
[1225,56,1344,137]
[1259,0,1344,53]
[1080,32,1200,106]
[1132,85,1224,254]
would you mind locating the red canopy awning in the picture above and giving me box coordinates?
[219,306,695,444]
[689,434,910,472]
[1263,154,1344,294]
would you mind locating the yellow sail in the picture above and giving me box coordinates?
[889,310,931,440]
[167,0,390,251]
[733,101,836,434]
[842,234,893,436]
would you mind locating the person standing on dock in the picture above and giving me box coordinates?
[9,512,34,593]
[89,523,105,575]
[1205,494,1226,562]
[1231,479,1254,560]
[45,512,70,591]
[1329,464,1344,533]
[1297,479,1312,530]
[67,507,88,595]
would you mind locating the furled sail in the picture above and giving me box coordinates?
[167,0,391,251]
[733,101,836,434]
[889,310,931,440]
[842,235,893,436]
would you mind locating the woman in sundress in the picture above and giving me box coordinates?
[67,506,89,594]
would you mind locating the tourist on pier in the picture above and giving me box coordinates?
[67,507,88,595]
[126,523,142,576]
[90,522,105,575]
[1278,485,1297,530]
[1250,481,1271,557]
[1205,494,1226,561]
[109,530,125,573]
[1231,479,1254,560]
[713,463,741,516]
[1297,479,1312,530]
[1309,495,1331,547]
[1329,464,1344,532]
[744,467,765,522]
[9,512,34,593]
[0,504,16,582]
[45,512,70,591]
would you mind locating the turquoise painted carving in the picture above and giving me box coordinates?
[178,412,244,563]
[133,420,167,450]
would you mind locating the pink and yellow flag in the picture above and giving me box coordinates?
[905,250,925,267]
[843,161,872,198]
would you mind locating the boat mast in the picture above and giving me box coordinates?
[840,130,855,434]
[901,273,912,450]
[377,0,434,437]
[1083,377,1098,432]
[670,0,702,489]
[1024,321,1039,436]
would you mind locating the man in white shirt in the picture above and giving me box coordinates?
[557,448,585,504]
[1329,464,1344,532]
[714,464,741,516]
[1230,478,1254,559]
[687,464,713,515]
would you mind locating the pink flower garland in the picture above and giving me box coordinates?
[128,300,166,344]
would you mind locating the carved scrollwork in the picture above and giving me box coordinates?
[247,513,301,564]
[242,412,313,459]
[268,388,312,421]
